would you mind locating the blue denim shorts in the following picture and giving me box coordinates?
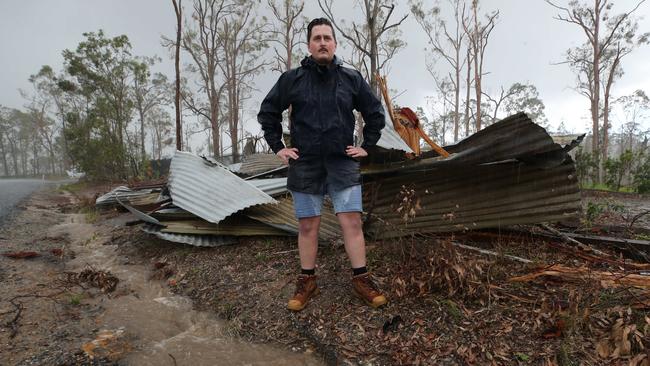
[290,185,363,218]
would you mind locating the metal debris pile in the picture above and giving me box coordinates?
[96,113,584,247]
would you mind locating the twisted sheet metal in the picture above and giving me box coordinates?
[168,151,276,224]
[376,108,414,153]
[364,159,580,238]
[362,113,582,238]
[160,216,293,236]
[244,195,342,241]
[247,177,288,196]
[141,223,237,247]
[95,186,162,208]
[239,153,285,176]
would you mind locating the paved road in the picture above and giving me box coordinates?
[0,179,49,224]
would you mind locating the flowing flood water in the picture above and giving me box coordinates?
[49,213,323,366]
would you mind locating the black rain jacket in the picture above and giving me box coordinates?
[257,56,385,194]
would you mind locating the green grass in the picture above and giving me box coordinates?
[255,252,269,262]
[580,183,636,193]
[79,206,99,223]
[442,299,463,322]
[68,293,83,305]
[58,181,88,193]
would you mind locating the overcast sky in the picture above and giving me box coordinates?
[1,0,649,150]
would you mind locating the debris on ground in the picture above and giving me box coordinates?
[65,267,119,293]
[81,328,132,361]
[2,251,39,259]
[82,111,650,364]
[97,112,585,249]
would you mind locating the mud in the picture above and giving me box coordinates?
[0,188,324,365]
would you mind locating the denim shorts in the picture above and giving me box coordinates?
[290,184,363,218]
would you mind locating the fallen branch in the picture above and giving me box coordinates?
[271,249,299,256]
[2,293,66,338]
[629,210,650,229]
[452,242,532,264]
[510,264,650,289]
[539,224,610,257]
[2,251,39,259]
[544,241,650,270]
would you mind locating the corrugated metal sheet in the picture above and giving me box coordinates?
[244,195,342,240]
[362,113,582,238]
[168,150,276,224]
[248,178,288,196]
[96,186,162,207]
[363,159,580,238]
[160,216,293,236]
[227,162,242,173]
[239,153,285,176]
[376,116,414,153]
[141,223,237,247]
[115,197,161,225]
[151,207,196,220]
[442,113,568,166]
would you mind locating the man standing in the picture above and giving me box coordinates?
[258,18,387,311]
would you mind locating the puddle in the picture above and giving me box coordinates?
[49,215,323,366]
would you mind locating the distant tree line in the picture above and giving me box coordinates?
[0,0,648,184]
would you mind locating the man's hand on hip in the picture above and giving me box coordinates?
[277,147,299,164]
[346,146,368,158]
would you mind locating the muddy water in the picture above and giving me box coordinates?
[49,214,323,366]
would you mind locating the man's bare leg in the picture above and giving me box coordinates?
[337,212,366,268]
[338,211,387,308]
[298,216,321,270]
[287,216,322,311]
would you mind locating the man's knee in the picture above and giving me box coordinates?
[299,216,321,236]
[338,212,363,233]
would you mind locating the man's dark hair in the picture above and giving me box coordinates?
[307,18,337,43]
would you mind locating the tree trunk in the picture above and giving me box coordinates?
[139,109,146,161]
[591,0,601,157]
[464,47,471,137]
[472,2,482,131]
[454,45,460,142]
[9,139,19,176]
[209,83,222,158]
[172,0,183,151]
[602,49,620,179]
[0,134,8,176]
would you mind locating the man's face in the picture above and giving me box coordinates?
[308,24,337,65]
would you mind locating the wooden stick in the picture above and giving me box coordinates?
[540,224,610,257]
[415,126,450,158]
[452,241,532,263]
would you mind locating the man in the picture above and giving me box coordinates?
[257,18,387,311]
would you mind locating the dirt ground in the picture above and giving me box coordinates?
[0,189,117,365]
[1,185,649,365]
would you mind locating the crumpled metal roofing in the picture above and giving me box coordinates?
[247,177,288,196]
[244,195,342,240]
[95,186,162,207]
[239,153,285,176]
[160,216,292,236]
[167,150,276,224]
[129,112,583,246]
[115,196,161,225]
[376,113,414,153]
[141,223,237,247]
[361,113,582,238]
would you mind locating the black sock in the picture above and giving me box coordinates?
[352,266,367,276]
[301,268,315,276]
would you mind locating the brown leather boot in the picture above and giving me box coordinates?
[287,274,319,311]
[352,273,387,308]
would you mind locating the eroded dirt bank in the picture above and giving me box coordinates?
[0,188,323,365]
